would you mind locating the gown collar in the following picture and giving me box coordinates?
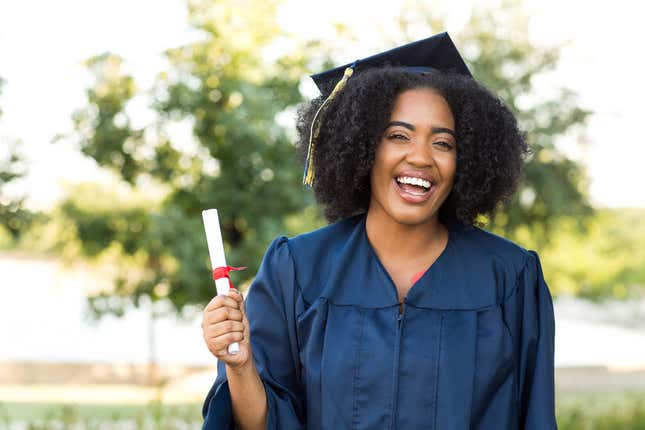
[319,214,480,310]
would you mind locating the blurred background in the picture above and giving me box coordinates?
[1,0,644,428]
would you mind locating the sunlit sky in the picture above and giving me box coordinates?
[0,0,644,209]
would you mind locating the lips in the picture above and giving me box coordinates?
[392,178,435,203]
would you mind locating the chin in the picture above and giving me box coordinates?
[386,205,439,227]
[368,183,450,228]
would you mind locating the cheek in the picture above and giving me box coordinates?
[369,148,398,202]
[442,153,458,178]
[371,146,392,182]
[370,163,390,194]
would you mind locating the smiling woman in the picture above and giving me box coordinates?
[370,89,457,224]
[200,33,557,430]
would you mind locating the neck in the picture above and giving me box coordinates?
[364,208,446,261]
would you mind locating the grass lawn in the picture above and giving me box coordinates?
[556,389,645,429]
[0,401,201,423]
[1,390,644,429]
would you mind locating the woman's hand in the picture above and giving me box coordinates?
[202,289,252,370]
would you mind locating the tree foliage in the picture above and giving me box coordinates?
[61,0,600,315]
[62,0,312,315]
[539,209,645,300]
[0,76,36,241]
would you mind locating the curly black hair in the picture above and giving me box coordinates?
[295,67,528,226]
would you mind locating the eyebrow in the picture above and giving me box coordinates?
[387,121,456,138]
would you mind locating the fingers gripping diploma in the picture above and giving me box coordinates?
[202,289,252,368]
[202,209,246,355]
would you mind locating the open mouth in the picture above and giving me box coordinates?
[395,176,433,196]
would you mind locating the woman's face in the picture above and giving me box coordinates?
[368,88,457,227]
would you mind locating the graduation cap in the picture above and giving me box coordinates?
[303,32,471,186]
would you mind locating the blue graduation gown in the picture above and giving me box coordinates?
[202,215,557,429]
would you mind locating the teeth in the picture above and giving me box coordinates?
[396,176,432,189]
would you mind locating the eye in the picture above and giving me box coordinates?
[387,133,409,141]
[434,141,454,150]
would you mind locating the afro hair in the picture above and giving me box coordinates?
[295,67,529,226]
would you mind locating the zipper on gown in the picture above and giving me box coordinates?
[390,298,406,430]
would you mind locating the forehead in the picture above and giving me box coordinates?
[389,88,454,127]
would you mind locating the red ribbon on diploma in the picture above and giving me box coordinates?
[212,265,247,290]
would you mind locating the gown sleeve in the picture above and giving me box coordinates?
[202,236,305,430]
[514,250,558,429]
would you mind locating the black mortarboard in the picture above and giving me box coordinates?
[303,32,471,186]
[311,32,471,96]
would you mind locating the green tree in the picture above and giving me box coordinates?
[61,0,597,314]
[60,0,312,316]
[540,208,645,300]
[0,76,35,242]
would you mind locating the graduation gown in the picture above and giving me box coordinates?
[202,214,557,429]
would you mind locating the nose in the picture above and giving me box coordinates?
[405,139,433,167]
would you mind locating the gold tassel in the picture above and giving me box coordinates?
[303,65,355,187]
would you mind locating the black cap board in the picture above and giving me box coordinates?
[310,32,471,95]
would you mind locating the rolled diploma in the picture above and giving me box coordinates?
[202,209,240,355]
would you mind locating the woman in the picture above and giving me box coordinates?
[201,33,557,430]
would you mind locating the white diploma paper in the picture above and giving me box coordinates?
[202,209,240,355]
